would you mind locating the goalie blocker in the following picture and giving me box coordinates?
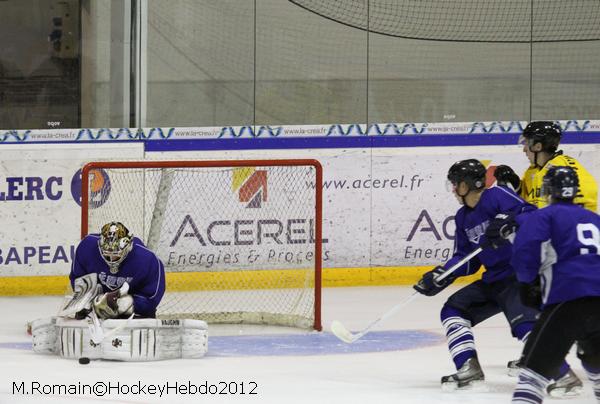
[31,317,208,361]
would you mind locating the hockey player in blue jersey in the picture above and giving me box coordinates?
[511,166,600,403]
[70,221,166,319]
[413,159,541,389]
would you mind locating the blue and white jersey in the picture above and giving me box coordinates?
[445,186,535,283]
[70,234,166,317]
[512,202,600,307]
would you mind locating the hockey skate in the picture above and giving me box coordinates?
[547,369,583,397]
[507,358,521,377]
[441,357,485,390]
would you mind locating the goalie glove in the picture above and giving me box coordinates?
[413,265,455,297]
[58,273,103,319]
[484,213,518,249]
[494,165,521,192]
[93,283,134,319]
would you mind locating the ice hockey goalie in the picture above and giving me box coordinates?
[30,273,208,362]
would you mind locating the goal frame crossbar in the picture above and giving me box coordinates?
[80,159,323,331]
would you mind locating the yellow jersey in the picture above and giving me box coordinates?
[520,152,598,212]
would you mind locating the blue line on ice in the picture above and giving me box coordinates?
[2,330,443,357]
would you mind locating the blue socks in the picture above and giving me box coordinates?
[441,306,475,369]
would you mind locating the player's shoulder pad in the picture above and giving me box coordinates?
[454,205,467,223]
[527,203,561,222]
[521,165,539,179]
[547,153,570,166]
[479,185,506,202]
[79,233,101,248]
[545,201,583,215]
[487,184,524,201]
[131,236,146,248]
[130,238,160,262]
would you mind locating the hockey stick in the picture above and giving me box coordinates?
[88,308,104,345]
[88,310,135,345]
[330,247,483,344]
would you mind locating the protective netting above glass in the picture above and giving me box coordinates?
[145,0,600,126]
[290,0,600,42]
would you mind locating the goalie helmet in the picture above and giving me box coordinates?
[541,166,579,202]
[98,222,133,273]
[447,159,486,192]
[521,121,562,153]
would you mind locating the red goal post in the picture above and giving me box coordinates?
[81,159,323,330]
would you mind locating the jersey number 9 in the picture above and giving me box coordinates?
[577,223,600,255]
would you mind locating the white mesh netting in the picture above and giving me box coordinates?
[82,160,322,329]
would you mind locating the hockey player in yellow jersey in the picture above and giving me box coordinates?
[494,121,598,213]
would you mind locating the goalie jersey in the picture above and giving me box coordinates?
[444,186,536,283]
[70,235,166,317]
[511,202,600,308]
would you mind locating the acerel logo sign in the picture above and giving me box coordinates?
[232,167,267,208]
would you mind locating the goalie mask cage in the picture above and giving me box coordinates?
[81,159,322,330]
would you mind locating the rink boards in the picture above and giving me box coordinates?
[0,121,599,295]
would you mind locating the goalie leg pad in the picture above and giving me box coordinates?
[182,319,209,359]
[101,319,208,361]
[31,317,58,354]
[32,317,102,359]
[31,317,207,361]
[55,318,102,359]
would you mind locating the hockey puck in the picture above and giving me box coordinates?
[78,357,90,365]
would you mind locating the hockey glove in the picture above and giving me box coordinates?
[494,165,521,192]
[519,278,542,308]
[93,288,134,319]
[484,213,518,249]
[413,265,455,296]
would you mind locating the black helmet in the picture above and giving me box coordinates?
[522,121,562,153]
[447,159,486,191]
[541,166,579,201]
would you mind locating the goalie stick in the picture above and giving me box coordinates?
[331,247,483,344]
[88,309,135,345]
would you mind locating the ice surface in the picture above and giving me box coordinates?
[0,286,594,403]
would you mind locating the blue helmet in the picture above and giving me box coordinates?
[541,166,579,201]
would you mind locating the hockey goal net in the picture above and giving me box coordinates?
[80,159,322,330]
